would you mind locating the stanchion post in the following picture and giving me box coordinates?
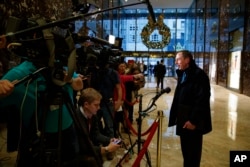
[156,110,164,167]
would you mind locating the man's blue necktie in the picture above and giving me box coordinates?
[181,72,186,83]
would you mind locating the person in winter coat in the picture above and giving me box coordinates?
[168,50,212,167]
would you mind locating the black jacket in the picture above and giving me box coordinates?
[75,108,110,154]
[63,108,105,167]
[155,63,166,77]
[168,62,212,135]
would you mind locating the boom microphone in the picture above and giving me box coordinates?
[145,0,156,23]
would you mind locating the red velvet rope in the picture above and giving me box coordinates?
[132,121,159,167]
[124,111,156,136]
[124,98,138,106]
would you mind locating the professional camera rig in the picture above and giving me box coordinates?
[73,33,123,73]
[4,16,124,86]
[1,0,156,76]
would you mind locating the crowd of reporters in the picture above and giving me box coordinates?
[0,47,145,167]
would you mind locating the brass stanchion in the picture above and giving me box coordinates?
[156,110,164,167]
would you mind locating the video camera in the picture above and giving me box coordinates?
[4,13,123,83]
[1,0,154,85]
[3,16,77,86]
[73,34,123,73]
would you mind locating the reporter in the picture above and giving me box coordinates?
[124,65,144,124]
[76,88,120,162]
[114,62,145,132]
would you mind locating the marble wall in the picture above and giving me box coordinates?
[195,0,250,97]
[242,1,250,96]
[0,0,76,33]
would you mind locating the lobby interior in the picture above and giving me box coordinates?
[1,77,250,167]
[1,0,250,166]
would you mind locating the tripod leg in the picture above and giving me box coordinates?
[115,140,137,167]
[121,121,134,153]
[115,123,128,150]
[115,110,134,151]
[144,150,152,167]
[121,109,135,153]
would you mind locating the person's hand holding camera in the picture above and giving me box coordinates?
[64,72,84,91]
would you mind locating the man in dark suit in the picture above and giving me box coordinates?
[168,50,212,167]
[76,88,121,162]
[156,59,166,90]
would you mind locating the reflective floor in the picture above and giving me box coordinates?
[1,77,250,167]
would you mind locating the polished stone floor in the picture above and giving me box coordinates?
[1,77,250,167]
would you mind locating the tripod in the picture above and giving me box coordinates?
[115,87,171,167]
[14,67,102,167]
[45,84,103,167]
[116,93,153,167]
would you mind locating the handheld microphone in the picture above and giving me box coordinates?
[153,87,171,101]
[141,87,171,113]
[145,0,156,23]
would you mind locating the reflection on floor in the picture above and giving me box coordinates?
[1,77,250,167]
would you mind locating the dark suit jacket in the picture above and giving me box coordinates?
[156,63,166,77]
[75,108,110,154]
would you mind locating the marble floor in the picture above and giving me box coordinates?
[1,77,250,167]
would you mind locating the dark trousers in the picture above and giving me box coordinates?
[180,130,203,167]
[97,101,115,138]
[157,76,164,89]
[127,104,134,123]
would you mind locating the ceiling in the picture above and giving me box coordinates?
[121,0,194,9]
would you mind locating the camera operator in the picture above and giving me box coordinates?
[0,15,89,166]
[0,59,84,167]
[0,50,14,97]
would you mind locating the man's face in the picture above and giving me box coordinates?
[84,99,101,116]
[175,52,190,70]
